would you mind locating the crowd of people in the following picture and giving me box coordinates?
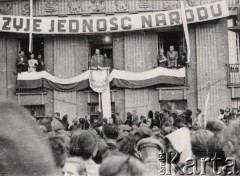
[1,101,240,176]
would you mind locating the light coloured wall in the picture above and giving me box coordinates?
[196,18,231,119]
[124,31,159,119]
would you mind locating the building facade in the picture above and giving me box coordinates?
[0,0,237,122]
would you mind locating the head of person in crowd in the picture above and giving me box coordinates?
[48,134,68,168]
[54,112,61,119]
[69,130,98,160]
[92,138,109,164]
[134,126,152,143]
[220,119,240,169]
[119,132,139,158]
[103,118,108,125]
[206,120,226,134]
[219,109,224,115]
[196,108,202,116]
[62,157,87,176]
[78,117,90,130]
[124,112,133,126]
[103,124,119,141]
[99,155,144,176]
[0,101,59,175]
[103,53,108,59]
[190,129,213,159]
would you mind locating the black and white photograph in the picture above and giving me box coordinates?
[0,0,239,175]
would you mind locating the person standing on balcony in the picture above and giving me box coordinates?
[28,53,38,72]
[167,45,178,68]
[90,49,104,69]
[103,53,113,68]
[157,48,167,67]
[16,50,28,73]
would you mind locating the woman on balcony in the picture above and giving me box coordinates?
[28,53,38,72]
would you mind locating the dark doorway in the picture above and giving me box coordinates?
[88,34,113,68]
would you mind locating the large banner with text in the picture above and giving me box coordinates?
[0,1,229,34]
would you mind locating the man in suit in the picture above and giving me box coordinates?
[16,50,28,73]
[90,49,104,69]
[167,45,178,68]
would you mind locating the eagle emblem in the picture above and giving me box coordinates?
[89,69,109,93]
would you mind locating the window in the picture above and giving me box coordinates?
[19,37,44,58]
[87,91,115,120]
[158,31,186,56]
[160,100,187,112]
[157,31,186,68]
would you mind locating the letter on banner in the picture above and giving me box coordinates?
[141,15,152,28]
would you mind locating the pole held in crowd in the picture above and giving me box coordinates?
[180,1,190,63]
[204,82,211,129]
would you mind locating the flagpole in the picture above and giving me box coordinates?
[180,1,190,63]
[29,0,33,52]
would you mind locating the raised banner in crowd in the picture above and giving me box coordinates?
[0,1,228,34]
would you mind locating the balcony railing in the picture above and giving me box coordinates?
[227,64,240,86]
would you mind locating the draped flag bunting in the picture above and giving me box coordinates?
[17,67,186,119]
[17,67,186,91]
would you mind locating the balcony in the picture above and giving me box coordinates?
[227,64,240,86]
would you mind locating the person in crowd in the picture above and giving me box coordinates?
[0,101,60,175]
[16,50,28,73]
[52,112,65,132]
[185,109,193,126]
[37,53,45,71]
[152,111,161,128]
[147,110,154,128]
[99,155,144,176]
[93,138,109,164]
[220,119,240,172]
[69,118,79,131]
[124,112,133,127]
[178,52,187,68]
[119,132,139,159]
[49,134,68,168]
[102,124,121,157]
[167,45,178,68]
[193,108,204,128]
[69,130,99,176]
[218,109,225,121]
[78,117,90,130]
[28,53,38,72]
[157,48,167,67]
[138,115,147,127]
[90,49,104,68]
[62,114,70,131]
[191,129,213,158]
[62,157,87,176]
[103,53,113,68]
[203,120,226,170]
